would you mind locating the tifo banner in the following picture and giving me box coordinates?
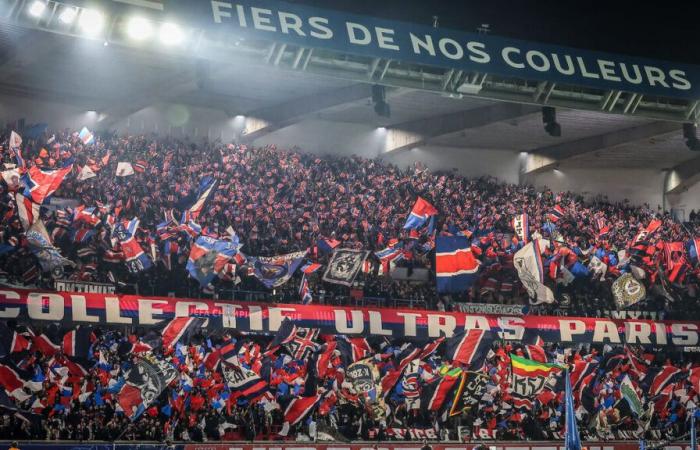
[148,0,700,99]
[1,288,700,346]
[182,443,695,450]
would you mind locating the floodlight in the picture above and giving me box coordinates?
[126,17,153,41]
[28,1,46,18]
[79,9,104,36]
[59,7,77,24]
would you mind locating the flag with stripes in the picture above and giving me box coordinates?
[445,329,493,369]
[299,273,312,305]
[161,317,206,350]
[62,326,96,359]
[283,394,322,426]
[435,236,480,293]
[510,354,564,406]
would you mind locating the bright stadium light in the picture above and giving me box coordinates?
[59,7,77,24]
[28,1,46,18]
[79,9,104,36]
[159,22,184,46]
[127,17,154,41]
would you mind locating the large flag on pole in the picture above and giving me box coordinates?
[514,239,555,304]
[403,197,437,230]
[21,159,74,204]
[565,369,582,450]
[435,236,480,293]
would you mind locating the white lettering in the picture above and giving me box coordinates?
[559,319,586,342]
[410,33,435,56]
[28,292,64,321]
[71,295,99,323]
[438,37,463,60]
[376,27,399,51]
[278,12,305,36]
[672,323,698,345]
[250,7,276,32]
[0,290,20,318]
[309,17,332,39]
[670,69,691,90]
[428,314,456,338]
[497,316,524,340]
[466,41,490,63]
[346,22,371,45]
[526,50,550,72]
[598,59,621,81]
[334,310,364,334]
[502,47,525,68]
[626,321,652,344]
[369,311,392,335]
[397,312,421,337]
[105,297,131,324]
[592,320,620,343]
[211,1,232,24]
[268,307,295,331]
[139,299,166,325]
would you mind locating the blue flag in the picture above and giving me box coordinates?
[565,369,582,450]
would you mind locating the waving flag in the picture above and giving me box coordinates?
[436,236,480,293]
[512,213,530,243]
[117,356,178,421]
[689,237,700,263]
[223,362,268,401]
[186,236,241,287]
[445,328,493,369]
[251,250,307,288]
[547,204,566,222]
[21,159,74,204]
[510,354,563,407]
[403,196,438,230]
[77,165,96,181]
[115,162,135,177]
[299,273,312,305]
[62,326,95,359]
[15,192,40,231]
[161,317,206,350]
[284,394,322,426]
[114,218,152,273]
[514,239,555,304]
[187,176,218,221]
[0,323,30,358]
[78,126,94,145]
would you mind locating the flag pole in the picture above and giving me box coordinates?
[564,368,582,450]
[691,407,697,450]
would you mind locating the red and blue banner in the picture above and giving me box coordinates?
[435,236,480,293]
[2,288,700,347]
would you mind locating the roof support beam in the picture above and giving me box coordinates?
[383,102,539,153]
[665,156,700,194]
[241,83,372,141]
[522,121,680,175]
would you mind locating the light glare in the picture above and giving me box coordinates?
[159,22,184,45]
[127,17,154,41]
[79,9,104,36]
[59,7,77,24]
[28,1,46,17]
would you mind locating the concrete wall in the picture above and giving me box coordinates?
[381,145,521,185]
[528,168,666,208]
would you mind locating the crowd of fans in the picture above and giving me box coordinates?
[1,323,700,443]
[0,126,697,319]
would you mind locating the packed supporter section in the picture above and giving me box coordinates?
[2,0,700,446]
[0,128,698,318]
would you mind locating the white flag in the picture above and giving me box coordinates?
[1,168,20,190]
[513,239,555,304]
[115,162,134,177]
[77,165,97,181]
[9,130,21,149]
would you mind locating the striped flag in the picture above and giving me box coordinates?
[510,354,564,406]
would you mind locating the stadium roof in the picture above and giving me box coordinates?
[1,5,700,194]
